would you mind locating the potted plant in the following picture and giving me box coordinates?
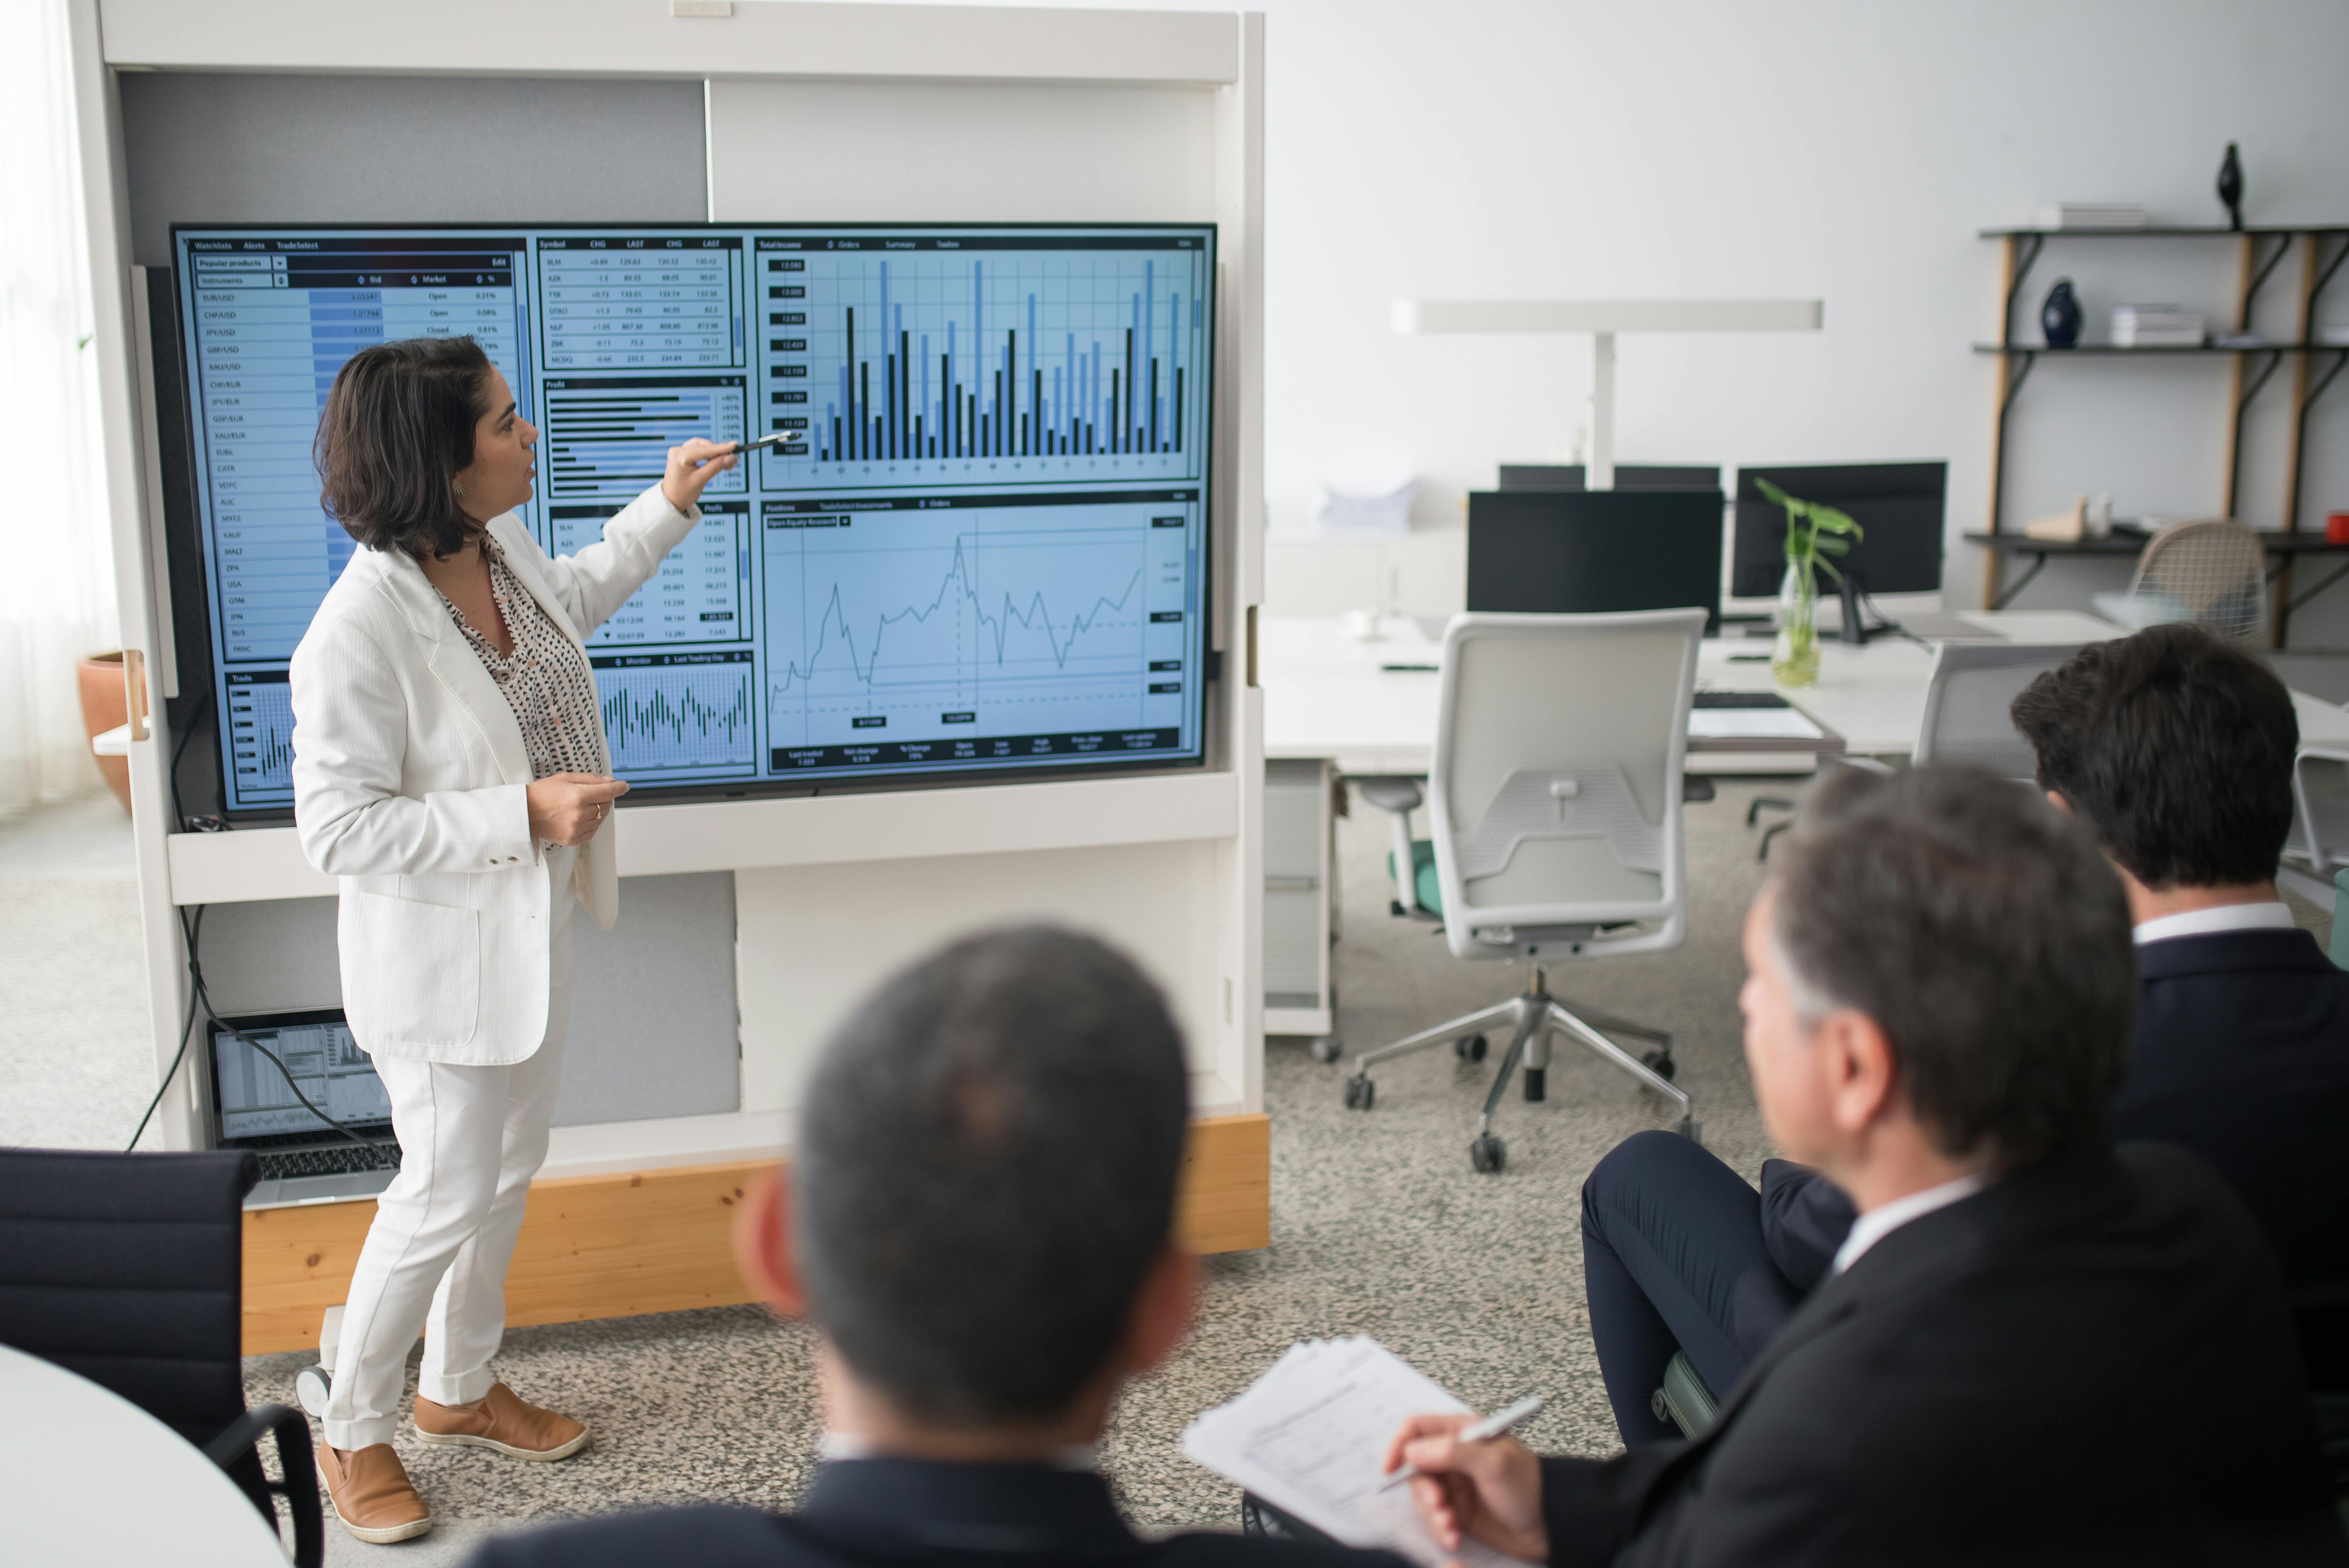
[1755,479,1862,689]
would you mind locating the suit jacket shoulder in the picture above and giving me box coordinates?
[1558,1147,2345,1568]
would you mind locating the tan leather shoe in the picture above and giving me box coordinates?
[413,1381,589,1461]
[317,1441,432,1544]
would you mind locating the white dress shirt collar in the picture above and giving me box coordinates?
[1829,1171,1989,1278]
[2131,901,2295,947]
[818,1432,1099,1471]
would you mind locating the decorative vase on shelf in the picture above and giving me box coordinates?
[2041,278,2083,349]
[1772,563,1820,689]
[2217,142,2244,231]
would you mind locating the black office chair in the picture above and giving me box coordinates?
[0,1147,323,1567]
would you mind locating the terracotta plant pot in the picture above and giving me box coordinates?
[76,652,134,815]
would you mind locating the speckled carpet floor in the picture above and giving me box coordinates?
[233,778,2332,1564]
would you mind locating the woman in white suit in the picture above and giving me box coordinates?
[289,335,736,1543]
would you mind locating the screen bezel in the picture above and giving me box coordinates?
[168,220,1218,823]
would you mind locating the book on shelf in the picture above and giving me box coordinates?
[2036,202,2148,230]
[2112,305,2205,349]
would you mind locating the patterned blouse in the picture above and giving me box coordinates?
[435,537,605,784]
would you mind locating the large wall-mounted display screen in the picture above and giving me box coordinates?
[171,223,1215,816]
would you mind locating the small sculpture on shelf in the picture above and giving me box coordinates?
[2217,142,2244,231]
[2041,278,2083,349]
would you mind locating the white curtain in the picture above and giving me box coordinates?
[0,0,117,813]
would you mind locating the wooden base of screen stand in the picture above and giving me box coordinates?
[241,1112,1270,1356]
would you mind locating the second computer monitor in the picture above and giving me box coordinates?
[1497,463,1721,492]
[1467,489,1724,632]
[1730,462,1947,599]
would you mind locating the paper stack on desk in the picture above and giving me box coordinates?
[1181,1336,1538,1568]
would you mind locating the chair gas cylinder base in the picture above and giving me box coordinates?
[1343,960,1692,1174]
[1345,610,1710,1172]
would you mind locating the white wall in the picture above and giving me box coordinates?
[821,0,2349,637]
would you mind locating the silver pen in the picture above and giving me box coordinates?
[725,429,809,456]
[1376,1394,1544,1492]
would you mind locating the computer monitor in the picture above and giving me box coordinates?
[1729,462,1948,599]
[169,222,1217,817]
[1498,463,1721,492]
[209,1009,391,1148]
[1466,489,1724,632]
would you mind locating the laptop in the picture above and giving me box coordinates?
[208,1008,403,1208]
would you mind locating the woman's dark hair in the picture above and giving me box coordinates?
[2009,623,2298,889]
[315,336,495,559]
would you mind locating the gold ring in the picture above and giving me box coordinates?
[594,802,605,821]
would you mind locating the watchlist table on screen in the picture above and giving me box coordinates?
[175,224,1215,816]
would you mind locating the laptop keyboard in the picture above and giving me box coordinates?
[255,1142,402,1182]
[1693,690,1792,709]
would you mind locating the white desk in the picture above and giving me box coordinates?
[1263,609,2128,773]
[1257,608,2128,1038]
[0,1344,288,1566]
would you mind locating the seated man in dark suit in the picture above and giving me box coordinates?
[1388,763,2342,1566]
[1581,623,2349,1444]
[467,928,1403,1568]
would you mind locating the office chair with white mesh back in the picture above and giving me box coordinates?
[1914,641,2092,774]
[1343,610,1703,1172]
[1751,640,2088,858]
[2092,518,2268,642]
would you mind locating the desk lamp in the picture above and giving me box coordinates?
[1391,299,1823,489]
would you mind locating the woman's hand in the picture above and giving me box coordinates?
[1383,1414,1550,1565]
[660,437,741,513]
[527,773,630,847]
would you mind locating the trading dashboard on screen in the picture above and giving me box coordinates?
[171,223,1215,816]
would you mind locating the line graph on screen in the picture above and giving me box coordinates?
[762,510,1176,752]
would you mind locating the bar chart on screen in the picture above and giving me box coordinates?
[594,651,760,776]
[754,236,1211,492]
[542,376,748,499]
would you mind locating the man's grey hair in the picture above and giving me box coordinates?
[792,925,1190,1426]
[1767,763,2134,1166]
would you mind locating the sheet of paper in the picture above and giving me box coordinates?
[1686,708,1826,740]
[1181,1337,1536,1568]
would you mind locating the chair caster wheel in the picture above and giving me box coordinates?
[1343,1075,1375,1111]
[1309,1036,1342,1064]
[1469,1133,1506,1173]
[295,1365,332,1420]
[1642,1049,1677,1081]
[1676,1115,1702,1144]
[1523,1066,1546,1102]
[1454,1033,1488,1062]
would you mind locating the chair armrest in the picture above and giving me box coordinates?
[205,1404,323,1568]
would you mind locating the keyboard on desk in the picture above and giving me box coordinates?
[253,1141,402,1182]
[1692,690,1792,710]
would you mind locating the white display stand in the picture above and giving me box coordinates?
[69,1,1268,1181]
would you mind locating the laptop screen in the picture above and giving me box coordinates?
[210,1010,392,1145]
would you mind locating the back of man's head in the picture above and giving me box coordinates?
[1774,763,2134,1168]
[2009,624,2298,890]
[794,926,1189,1427]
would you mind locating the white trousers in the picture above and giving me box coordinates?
[323,867,575,1451]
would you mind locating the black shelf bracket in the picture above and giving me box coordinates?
[1999,349,2039,415]
[2240,232,2295,327]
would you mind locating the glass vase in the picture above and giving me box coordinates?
[1773,561,1820,688]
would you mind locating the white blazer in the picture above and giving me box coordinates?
[290,484,697,1065]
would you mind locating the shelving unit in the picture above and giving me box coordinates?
[1975,224,2349,639]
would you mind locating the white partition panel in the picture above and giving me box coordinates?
[72,0,1267,1160]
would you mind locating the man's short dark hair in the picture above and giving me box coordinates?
[315,335,494,561]
[2007,624,2298,890]
[794,926,1190,1426]
[1772,764,2134,1167]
